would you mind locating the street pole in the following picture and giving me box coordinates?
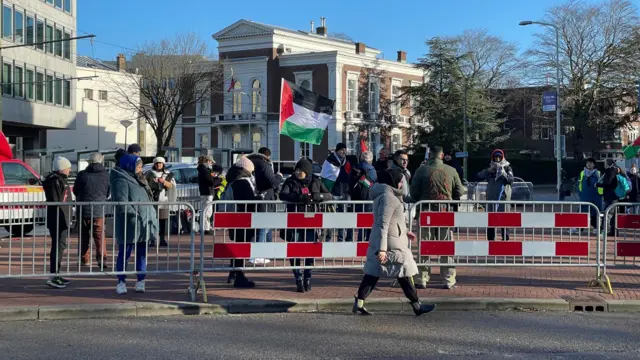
[120,120,134,150]
[463,80,468,180]
[519,20,562,199]
[83,98,100,149]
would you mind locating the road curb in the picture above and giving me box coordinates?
[0,297,606,321]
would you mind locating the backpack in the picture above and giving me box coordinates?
[349,167,373,200]
[216,178,255,212]
[615,173,631,199]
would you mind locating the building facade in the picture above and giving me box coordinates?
[175,19,426,164]
[0,0,76,157]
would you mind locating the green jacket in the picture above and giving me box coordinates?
[410,158,464,201]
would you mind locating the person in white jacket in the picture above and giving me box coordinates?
[145,157,177,247]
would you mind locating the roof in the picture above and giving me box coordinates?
[77,56,118,71]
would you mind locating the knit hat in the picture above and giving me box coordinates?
[378,168,404,189]
[491,149,505,160]
[153,157,166,164]
[53,156,72,172]
[295,157,313,176]
[234,156,255,173]
[114,149,127,164]
[127,143,142,154]
[335,143,347,152]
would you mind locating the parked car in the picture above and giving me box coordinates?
[142,162,200,205]
[470,177,533,202]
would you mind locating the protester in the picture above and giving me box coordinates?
[350,151,377,242]
[478,149,514,241]
[197,155,224,235]
[111,154,158,295]
[247,147,283,264]
[597,159,620,236]
[280,158,331,292]
[628,164,640,204]
[373,147,390,172]
[44,156,74,289]
[575,158,603,233]
[127,144,142,156]
[353,167,436,316]
[145,157,177,247]
[73,152,110,269]
[114,148,127,168]
[391,149,412,203]
[224,156,262,288]
[321,142,353,242]
[444,152,464,181]
[410,145,464,289]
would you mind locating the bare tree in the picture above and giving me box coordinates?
[109,33,222,155]
[525,0,640,156]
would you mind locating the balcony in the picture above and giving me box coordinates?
[344,111,363,121]
[214,112,271,123]
[411,116,428,126]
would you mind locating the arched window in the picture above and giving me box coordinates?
[232,81,242,114]
[232,133,241,149]
[251,80,261,113]
[252,132,261,152]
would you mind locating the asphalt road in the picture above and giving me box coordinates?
[0,311,639,359]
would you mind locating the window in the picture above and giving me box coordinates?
[252,132,261,153]
[2,163,38,185]
[14,67,23,98]
[199,98,210,116]
[54,28,62,56]
[391,85,401,115]
[55,0,63,8]
[26,69,34,100]
[14,10,23,43]
[26,16,34,45]
[540,124,553,140]
[64,0,71,13]
[63,31,70,59]
[63,79,70,106]
[84,88,93,100]
[35,20,44,50]
[369,79,380,115]
[198,134,208,149]
[347,79,357,112]
[99,90,108,101]
[232,133,241,149]
[300,143,310,158]
[251,79,261,113]
[3,6,12,40]
[46,74,53,103]
[347,131,357,154]
[35,72,44,101]
[2,63,11,95]
[391,134,401,152]
[232,81,242,114]
[180,168,198,184]
[47,0,53,4]
[54,77,62,105]
[45,24,53,53]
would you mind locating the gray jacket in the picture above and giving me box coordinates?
[110,167,158,245]
[363,183,419,278]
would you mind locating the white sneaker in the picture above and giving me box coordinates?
[135,280,145,293]
[116,282,127,295]
[252,258,270,265]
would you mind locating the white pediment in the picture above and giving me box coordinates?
[213,20,274,40]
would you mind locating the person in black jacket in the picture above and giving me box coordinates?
[247,147,283,252]
[197,155,224,235]
[44,156,74,289]
[628,165,640,203]
[279,158,331,292]
[598,159,620,236]
[74,152,110,269]
[444,152,464,181]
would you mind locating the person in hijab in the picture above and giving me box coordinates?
[477,149,514,241]
[353,167,436,316]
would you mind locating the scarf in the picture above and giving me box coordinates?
[583,168,597,178]
[491,159,510,180]
[333,152,346,166]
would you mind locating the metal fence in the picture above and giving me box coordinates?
[602,202,640,287]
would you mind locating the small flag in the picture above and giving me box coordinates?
[279,79,334,145]
[227,76,236,93]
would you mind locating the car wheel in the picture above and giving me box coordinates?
[4,224,34,237]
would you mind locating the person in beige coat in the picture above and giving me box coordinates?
[353,168,436,316]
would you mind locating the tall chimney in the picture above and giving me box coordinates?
[316,17,327,36]
[397,50,407,63]
[355,42,365,55]
[310,21,315,33]
[117,53,126,72]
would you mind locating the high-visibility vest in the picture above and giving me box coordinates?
[579,170,603,195]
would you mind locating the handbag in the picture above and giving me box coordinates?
[378,250,406,278]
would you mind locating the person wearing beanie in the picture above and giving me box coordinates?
[223,155,262,288]
[110,154,158,295]
[145,157,176,247]
[44,156,74,289]
[114,149,127,168]
[280,157,331,293]
[127,144,142,156]
[320,142,353,241]
[353,167,436,317]
[477,149,514,241]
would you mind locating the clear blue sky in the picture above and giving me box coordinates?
[77,0,640,63]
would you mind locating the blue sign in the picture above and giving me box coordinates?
[455,151,469,158]
[543,91,557,112]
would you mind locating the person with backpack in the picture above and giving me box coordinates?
[598,159,624,236]
[350,151,377,242]
[573,158,603,234]
[477,149,514,241]
[279,158,331,292]
[145,157,177,247]
[221,156,262,288]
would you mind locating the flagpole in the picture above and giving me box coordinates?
[278,78,283,172]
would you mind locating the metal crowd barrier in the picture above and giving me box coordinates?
[602,202,640,294]
[0,201,199,301]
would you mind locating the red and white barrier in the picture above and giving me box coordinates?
[214,242,370,259]
[419,212,589,228]
[213,212,374,229]
[419,241,590,257]
[615,214,640,257]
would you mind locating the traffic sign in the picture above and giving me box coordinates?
[455,151,469,158]
[543,91,557,112]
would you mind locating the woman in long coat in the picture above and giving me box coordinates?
[353,168,436,316]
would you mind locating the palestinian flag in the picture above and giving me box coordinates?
[280,79,334,145]
[321,153,351,192]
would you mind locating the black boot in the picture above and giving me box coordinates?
[234,273,255,288]
[352,296,372,315]
[411,301,436,316]
[227,272,236,284]
[159,238,168,247]
[296,279,305,293]
[304,278,311,292]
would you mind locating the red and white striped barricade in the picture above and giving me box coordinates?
[602,203,640,293]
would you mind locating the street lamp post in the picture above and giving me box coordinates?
[82,97,100,149]
[120,120,134,149]
[463,79,468,180]
[520,20,562,200]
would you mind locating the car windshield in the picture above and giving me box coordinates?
[181,168,198,183]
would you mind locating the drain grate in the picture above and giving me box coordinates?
[561,296,608,312]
